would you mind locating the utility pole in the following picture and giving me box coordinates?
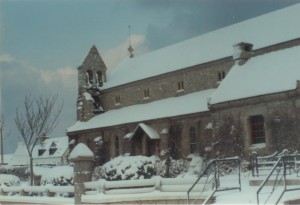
[0,116,4,165]
[0,125,3,164]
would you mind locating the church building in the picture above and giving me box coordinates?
[67,4,300,164]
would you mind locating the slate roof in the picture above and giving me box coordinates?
[102,3,300,90]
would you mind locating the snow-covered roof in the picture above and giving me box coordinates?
[210,45,300,105]
[32,136,68,159]
[68,89,215,133]
[8,142,30,166]
[130,123,160,140]
[102,4,300,89]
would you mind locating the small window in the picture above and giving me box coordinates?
[38,149,46,156]
[250,115,265,144]
[115,136,120,156]
[115,96,121,105]
[49,148,57,156]
[144,89,150,99]
[190,127,197,153]
[218,71,226,81]
[177,81,184,91]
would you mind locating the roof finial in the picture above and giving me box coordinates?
[128,25,134,58]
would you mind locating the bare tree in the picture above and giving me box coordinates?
[14,94,63,185]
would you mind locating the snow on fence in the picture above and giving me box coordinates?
[0,185,74,197]
[83,176,212,195]
[0,177,212,204]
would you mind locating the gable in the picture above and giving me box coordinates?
[129,123,160,141]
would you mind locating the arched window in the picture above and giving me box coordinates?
[190,127,197,153]
[115,136,120,156]
[97,71,103,86]
[86,70,93,85]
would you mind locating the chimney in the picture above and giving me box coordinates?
[233,42,253,65]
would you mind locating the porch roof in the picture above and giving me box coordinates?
[128,123,160,140]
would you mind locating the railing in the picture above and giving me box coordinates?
[187,157,241,205]
[256,153,300,205]
[251,149,289,177]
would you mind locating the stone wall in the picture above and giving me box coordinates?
[101,58,233,110]
[211,90,300,158]
[68,112,212,165]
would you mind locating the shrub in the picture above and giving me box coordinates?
[101,156,158,181]
[39,166,74,186]
[0,166,29,181]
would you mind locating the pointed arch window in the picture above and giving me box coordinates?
[97,71,103,86]
[190,127,197,153]
[86,70,93,85]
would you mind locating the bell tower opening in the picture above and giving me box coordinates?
[77,45,107,121]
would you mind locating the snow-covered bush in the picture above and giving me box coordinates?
[101,156,158,181]
[39,166,74,186]
[0,166,29,181]
[0,174,20,186]
[156,157,189,178]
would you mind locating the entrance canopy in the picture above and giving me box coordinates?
[125,123,160,141]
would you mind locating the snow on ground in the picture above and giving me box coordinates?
[213,172,300,204]
[0,174,20,186]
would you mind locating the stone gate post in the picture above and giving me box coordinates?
[70,143,94,204]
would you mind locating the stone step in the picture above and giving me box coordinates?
[249,179,300,186]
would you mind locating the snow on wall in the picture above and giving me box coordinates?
[68,89,214,132]
[102,4,300,89]
[210,45,300,104]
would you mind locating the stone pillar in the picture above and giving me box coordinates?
[70,143,94,204]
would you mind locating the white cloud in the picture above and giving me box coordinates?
[103,34,149,71]
[0,54,14,63]
[39,66,77,88]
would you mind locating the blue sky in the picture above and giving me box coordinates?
[1,0,300,154]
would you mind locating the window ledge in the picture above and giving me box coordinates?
[176,89,184,93]
[249,143,266,150]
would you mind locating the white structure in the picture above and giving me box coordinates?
[8,142,30,166]
[8,137,69,166]
[32,136,69,166]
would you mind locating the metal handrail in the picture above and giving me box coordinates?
[187,157,241,205]
[256,154,300,205]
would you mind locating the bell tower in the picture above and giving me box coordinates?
[77,45,107,122]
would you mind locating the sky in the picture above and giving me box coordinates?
[1,0,300,154]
